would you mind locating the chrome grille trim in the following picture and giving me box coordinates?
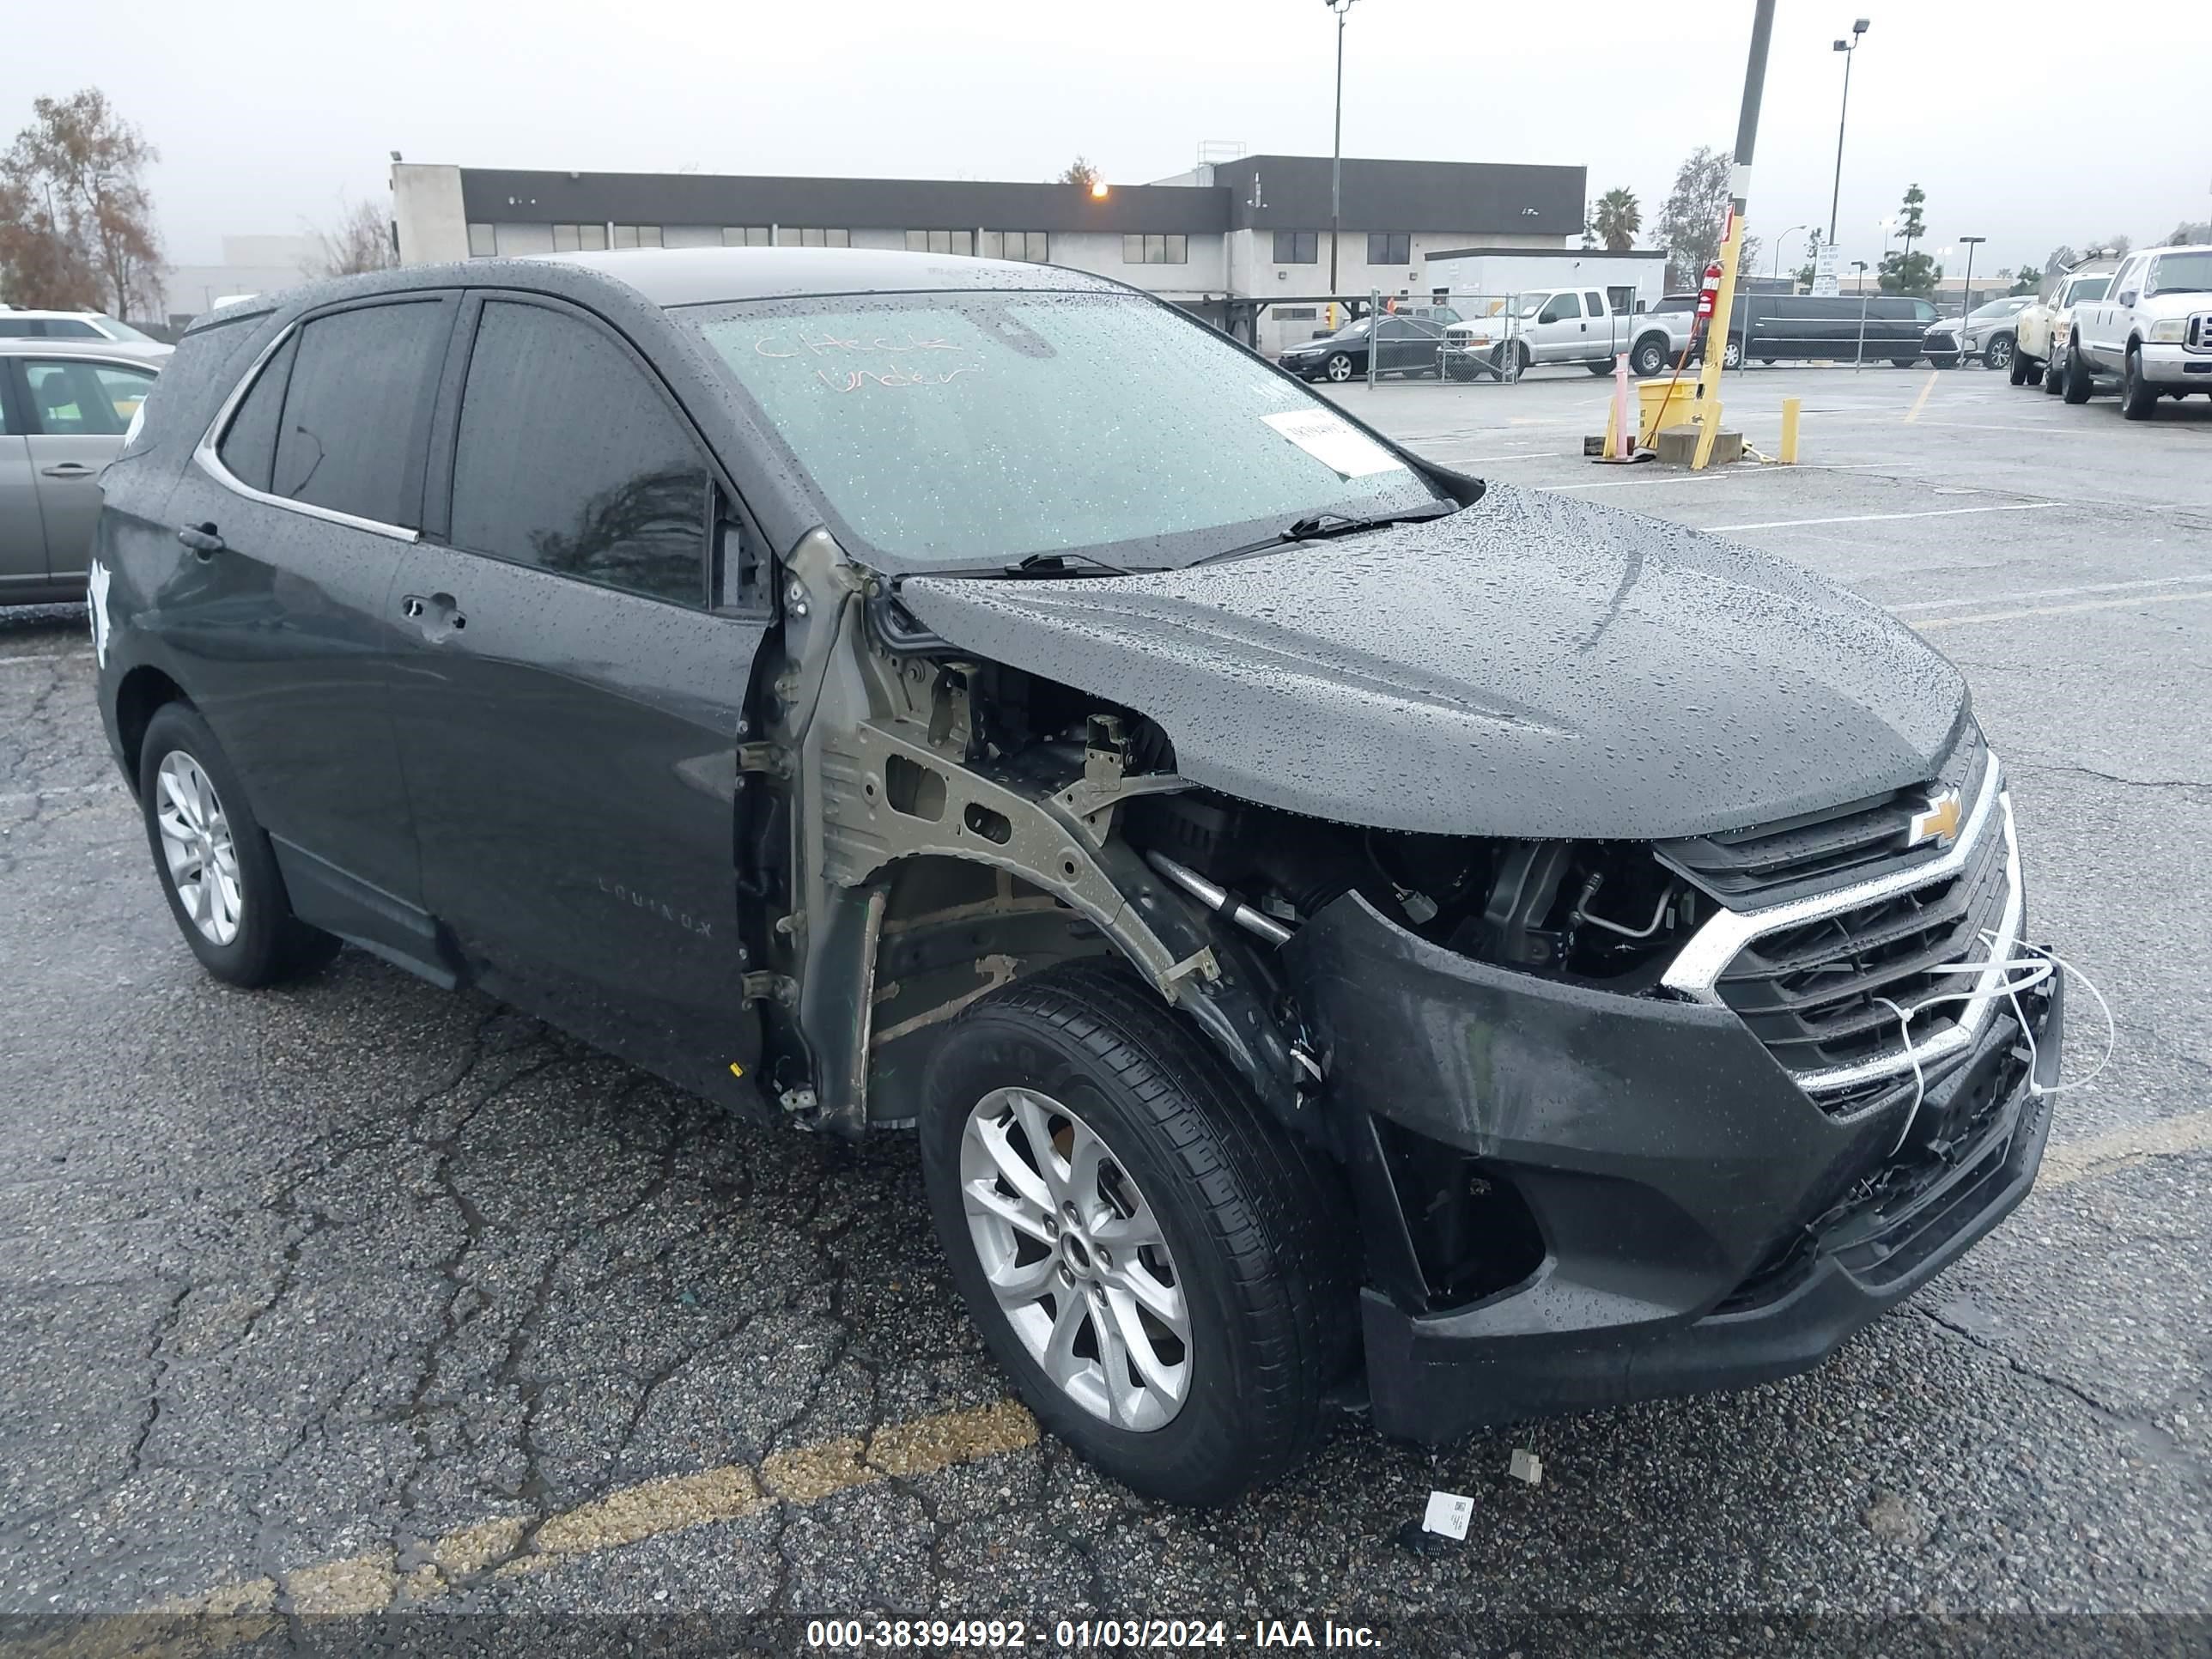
[1661,757,2020,1100]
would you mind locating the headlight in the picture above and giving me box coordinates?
[2149,319,2189,343]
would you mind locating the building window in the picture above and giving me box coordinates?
[723,227,773,246]
[1273,307,1318,320]
[611,224,664,249]
[1122,234,1188,265]
[550,223,609,252]
[1367,233,1412,266]
[466,222,495,258]
[1273,230,1318,264]
[775,227,849,247]
[907,229,976,255]
[981,230,1050,262]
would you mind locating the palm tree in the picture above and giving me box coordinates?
[1592,187,1642,252]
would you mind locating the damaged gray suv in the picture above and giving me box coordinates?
[91,248,2060,1504]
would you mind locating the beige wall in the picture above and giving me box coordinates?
[392,164,470,264]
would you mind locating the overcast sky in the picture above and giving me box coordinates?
[9,0,2209,282]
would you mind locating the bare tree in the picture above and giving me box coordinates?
[2,88,163,319]
[307,195,397,277]
[0,173,101,307]
[1654,149,1757,287]
[1059,156,1101,192]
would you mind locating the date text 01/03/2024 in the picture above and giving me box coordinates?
[803,1618,1384,1649]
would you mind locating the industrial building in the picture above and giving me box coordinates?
[391,153,1591,354]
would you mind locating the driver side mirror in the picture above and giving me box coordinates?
[2117,291,2138,307]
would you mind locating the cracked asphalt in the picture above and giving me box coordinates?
[3,364,2209,1652]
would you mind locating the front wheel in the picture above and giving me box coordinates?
[2042,350,2065,395]
[920,963,1355,1505]
[1323,352,1355,383]
[137,702,339,987]
[1892,356,1921,368]
[1985,334,2014,372]
[1586,357,1617,376]
[2120,347,2160,419]
[2008,347,2031,385]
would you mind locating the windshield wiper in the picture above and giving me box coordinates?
[902,550,1138,582]
[1191,507,1455,568]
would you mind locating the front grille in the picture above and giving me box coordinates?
[2190,313,2211,352]
[1655,727,1986,910]
[1713,823,2010,1079]
[1926,331,1958,351]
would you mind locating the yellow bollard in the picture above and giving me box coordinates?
[1779,397,1801,465]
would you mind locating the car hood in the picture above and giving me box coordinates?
[896,484,1967,842]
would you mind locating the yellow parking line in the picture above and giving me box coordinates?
[2037,1110,2212,1190]
[1904,370,1939,423]
[1913,588,2212,629]
[148,1399,1036,1621]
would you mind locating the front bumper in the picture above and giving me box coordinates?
[1282,891,2061,1443]
[2137,342,2212,386]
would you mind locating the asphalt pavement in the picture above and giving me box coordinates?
[2,362,2208,1655]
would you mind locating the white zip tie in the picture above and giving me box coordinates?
[1870,934,2115,1154]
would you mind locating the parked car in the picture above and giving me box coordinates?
[0,307,173,354]
[1705,294,1939,368]
[2057,244,2212,417]
[91,248,2057,1504]
[2012,260,2116,388]
[1923,296,2033,370]
[2,339,166,607]
[1443,288,1689,380]
[1278,313,1453,382]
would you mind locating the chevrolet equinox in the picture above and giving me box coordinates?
[90,249,2061,1505]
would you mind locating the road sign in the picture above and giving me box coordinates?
[1813,244,1842,296]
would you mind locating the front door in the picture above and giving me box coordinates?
[387,294,765,1105]
[1529,291,1583,361]
[19,356,159,581]
[0,371,44,600]
[155,298,448,954]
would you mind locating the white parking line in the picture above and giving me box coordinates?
[1913,588,2212,630]
[0,653,91,667]
[1889,574,2212,612]
[1706,502,2066,532]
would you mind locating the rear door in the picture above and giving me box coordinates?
[156,296,449,957]
[19,356,159,580]
[387,292,766,1104]
[1583,291,1613,359]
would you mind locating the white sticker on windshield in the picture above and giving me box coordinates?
[1260,409,1407,478]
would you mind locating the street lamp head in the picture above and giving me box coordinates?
[1853,17,1870,34]
[1833,39,1849,50]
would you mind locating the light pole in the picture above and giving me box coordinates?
[1852,259,1869,292]
[1827,18,1869,246]
[1958,234,1984,317]
[1773,223,1808,287]
[1326,0,1357,313]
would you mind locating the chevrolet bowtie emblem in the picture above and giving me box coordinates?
[1907,787,1963,849]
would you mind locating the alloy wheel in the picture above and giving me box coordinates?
[1325,354,1353,382]
[155,750,243,945]
[957,1087,1192,1431]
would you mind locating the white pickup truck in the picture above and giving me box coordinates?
[2009,259,2115,388]
[1443,288,1690,380]
[2057,244,2212,417]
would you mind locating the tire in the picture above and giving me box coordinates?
[137,702,339,988]
[2042,350,2064,395]
[1985,333,2014,372]
[1323,352,1354,383]
[1930,350,1960,369]
[1630,335,1669,378]
[1722,338,1744,370]
[1444,356,1479,383]
[919,961,1355,1506]
[2120,346,2159,420]
[1586,358,1616,376]
[2008,347,2030,386]
[2025,363,2045,386]
[1892,356,1920,368]
[2063,338,2094,403]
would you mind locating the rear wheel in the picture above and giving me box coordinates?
[1985,333,2015,372]
[919,963,1355,1505]
[137,702,338,988]
[1892,356,1920,368]
[2120,347,2160,419]
[2063,339,2094,403]
[1630,335,1670,378]
[1722,338,1744,370]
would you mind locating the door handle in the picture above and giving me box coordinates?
[176,522,226,558]
[40,461,95,478]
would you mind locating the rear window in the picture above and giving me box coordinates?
[268,301,447,528]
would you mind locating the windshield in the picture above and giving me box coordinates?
[2065,276,2111,304]
[1969,299,2028,320]
[690,290,1447,574]
[2147,251,2212,295]
[1514,295,1552,319]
